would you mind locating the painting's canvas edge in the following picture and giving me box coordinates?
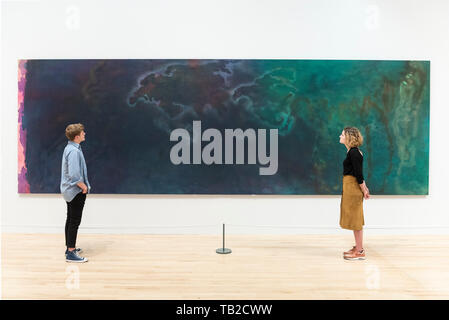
[426,60,430,195]
[18,59,30,193]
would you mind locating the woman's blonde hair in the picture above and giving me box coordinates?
[65,123,84,141]
[343,126,363,147]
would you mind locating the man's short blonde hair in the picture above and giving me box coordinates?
[65,123,85,141]
[344,126,363,147]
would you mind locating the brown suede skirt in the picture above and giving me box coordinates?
[340,175,364,231]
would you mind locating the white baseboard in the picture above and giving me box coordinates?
[2,224,449,235]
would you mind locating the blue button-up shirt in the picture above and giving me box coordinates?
[60,141,91,202]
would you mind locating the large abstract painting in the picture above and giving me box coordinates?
[18,59,430,195]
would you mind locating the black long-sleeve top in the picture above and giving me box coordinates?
[343,147,364,184]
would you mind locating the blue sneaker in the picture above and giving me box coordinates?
[66,250,88,263]
[65,248,82,255]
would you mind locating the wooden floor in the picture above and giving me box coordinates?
[2,234,449,299]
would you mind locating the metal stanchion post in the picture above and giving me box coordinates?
[216,223,232,254]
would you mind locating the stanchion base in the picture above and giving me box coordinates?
[216,248,232,254]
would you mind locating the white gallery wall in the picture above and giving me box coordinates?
[1,0,449,235]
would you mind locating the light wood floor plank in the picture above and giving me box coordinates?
[2,234,449,299]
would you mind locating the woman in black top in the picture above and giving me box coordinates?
[339,127,370,260]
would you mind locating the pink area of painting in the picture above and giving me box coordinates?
[18,59,30,193]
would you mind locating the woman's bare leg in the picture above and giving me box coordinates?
[353,229,363,251]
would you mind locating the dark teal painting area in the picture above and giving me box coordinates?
[18,59,429,195]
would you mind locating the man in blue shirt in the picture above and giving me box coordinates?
[61,123,91,263]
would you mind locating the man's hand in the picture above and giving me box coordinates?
[77,182,88,194]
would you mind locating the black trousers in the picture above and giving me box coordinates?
[65,192,86,248]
